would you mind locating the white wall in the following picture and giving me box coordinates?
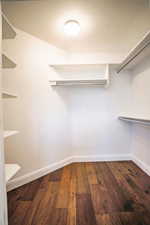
[0,6,8,225]
[130,57,150,173]
[3,28,132,184]
[3,29,72,177]
[69,68,132,157]
[68,52,125,64]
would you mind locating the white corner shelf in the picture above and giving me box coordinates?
[119,116,150,125]
[5,164,20,182]
[117,30,150,73]
[2,13,16,39]
[2,54,17,69]
[2,90,18,99]
[49,64,110,87]
[3,130,19,139]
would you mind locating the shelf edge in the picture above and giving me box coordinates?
[5,164,20,182]
[3,130,19,138]
[2,13,17,39]
[117,30,150,73]
[119,116,150,124]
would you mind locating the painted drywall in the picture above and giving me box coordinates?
[130,56,150,171]
[3,28,72,177]
[2,26,133,182]
[68,52,125,64]
[0,6,8,225]
[69,68,132,156]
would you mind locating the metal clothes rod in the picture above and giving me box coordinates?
[117,31,150,73]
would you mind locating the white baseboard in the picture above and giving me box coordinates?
[7,154,131,192]
[7,156,73,192]
[132,155,150,176]
[71,154,131,162]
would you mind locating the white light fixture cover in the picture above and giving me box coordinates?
[64,20,80,36]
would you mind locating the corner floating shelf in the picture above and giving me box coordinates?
[2,54,16,69]
[49,64,110,87]
[2,90,18,98]
[117,30,150,73]
[3,130,19,139]
[5,164,20,182]
[2,13,16,39]
[119,116,150,125]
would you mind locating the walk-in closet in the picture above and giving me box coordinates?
[0,1,150,225]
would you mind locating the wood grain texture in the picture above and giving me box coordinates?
[55,165,71,208]
[7,161,150,225]
[67,164,76,225]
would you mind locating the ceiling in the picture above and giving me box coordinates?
[2,0,150,54]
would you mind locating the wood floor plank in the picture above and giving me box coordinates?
[96,213,121,225]
[19,178,42,201]
[118,162,150,204]
[107,162,138,211]
[67,164,76,225]
[49,168,63,182]
[85,162,98,185]
[21,174,51,225]
[85,162,110,214]
[8,182,33,218]
[97,212,150,225]
[108,162,150,213]
[76,163,90,194]
[76,193,97,225]
[55,164,71,208]
[125,174,150,213]
[90,183,114,214]
[8,188,24,218]
[124,161,150,196]
[90,164,118,214]
[47,208,68,225]
[31,182,60,225]
[8,201,31,225]
[95,162,127,213]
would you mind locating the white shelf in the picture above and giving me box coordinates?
[2,13,16,39]
[50,79,108,86]
[2,90,18,98]
[2,54,16,69]
[49,64,110,87]
[117,30,150,73]
[5,164,20,182]
[50,64,107,70]
[3,130,19,139]
[119,116,150,125]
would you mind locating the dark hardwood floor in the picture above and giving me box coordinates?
[7,161,150,225]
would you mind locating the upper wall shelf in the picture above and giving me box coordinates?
[3,130,19,139]
[117,30,150,73]
[5,164,20,182]
[2,54,17,69]
[119,116,150,125]
[2,90,18,99]
[50,78,108,86]
[2,13,16,39]
[49,64,110,87]
[50,64,108,70]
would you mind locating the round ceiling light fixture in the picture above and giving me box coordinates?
[64,20,80,36]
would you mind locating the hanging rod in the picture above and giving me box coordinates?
[117,30,150,73]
